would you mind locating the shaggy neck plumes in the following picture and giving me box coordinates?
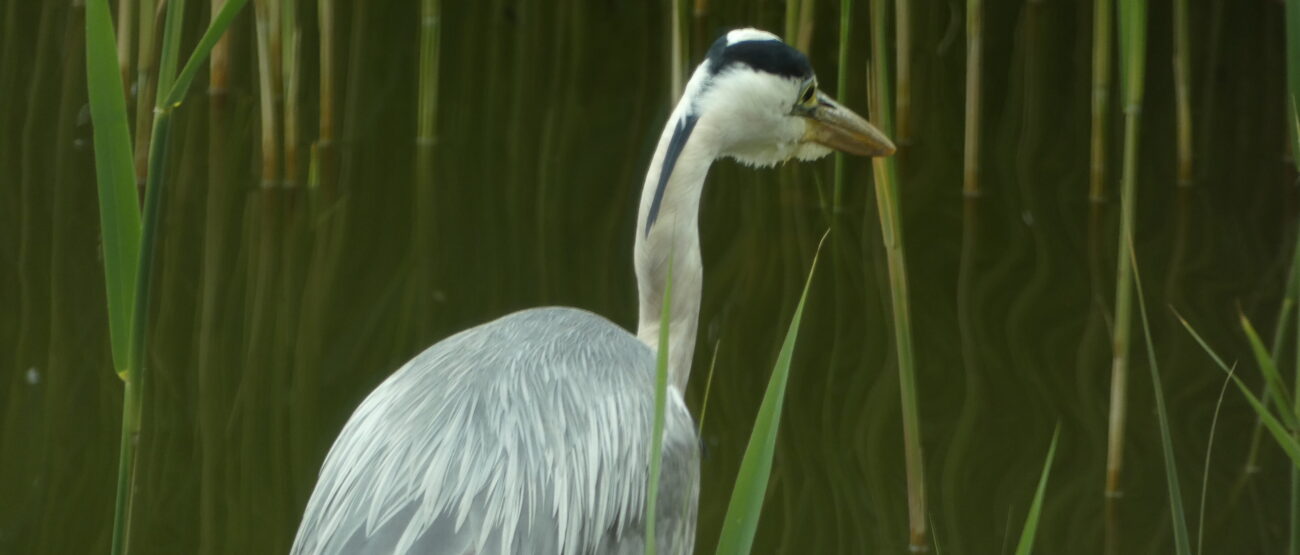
[634,67,719,393]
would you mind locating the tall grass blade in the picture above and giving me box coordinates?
[85,0,142,379]
[1241,315,1299,429]
[645,256,673,555]
[868,0,928,548]
[714,231,828,555]
[1129,239,1192,555]
[1013,425,1060,555]
[1104,0,1147,498]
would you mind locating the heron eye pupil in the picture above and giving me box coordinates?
[801,86,815,104]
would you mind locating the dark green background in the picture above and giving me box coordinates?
[0,0,1292,553]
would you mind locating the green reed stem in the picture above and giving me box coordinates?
[132,0,158,189]
[831,0,851,211]
[785,0,802,45]
[1285,3,1300,544]
[796,0,816,53]
[670,0,687,104]
[962,0,982,196]
[1089,0,1114,202]
[868,0,927,549]
[1104,0,1145,499]
[1172,0,1192,185]
[85,0,251,551]
[310,0,336,190]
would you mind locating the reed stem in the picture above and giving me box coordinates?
[1287,0,1300,547]
[796,0,816,53]
[962,0,982,196]
[831,0,851,211]
[282,0,301,187]
[1172,0,1192,186]
[785,0,802,46]
[894,0,911,143]
[869,0,927,549]
[1089,0,1114,202]
[310,0,336,191]
[131,0,159,193]
[116,0,135,102]
[412,0,441,340]
[253,0,281,187]
[1105,0,1146,499]
[670,0,686,104]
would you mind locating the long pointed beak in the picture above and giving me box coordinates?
[802,92,896,157]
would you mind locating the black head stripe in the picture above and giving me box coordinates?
[645,114,700,237]
[706,35,812,79]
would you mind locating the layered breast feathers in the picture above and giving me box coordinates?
[291,307,699,555]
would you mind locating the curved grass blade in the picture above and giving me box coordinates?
[714,231,829,555]
[1177,314,1300,468]
[1198,366,1234,555]
[85,0,142,379]
[1013,425,1060,555]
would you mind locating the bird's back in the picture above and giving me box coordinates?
[291,307,699,555]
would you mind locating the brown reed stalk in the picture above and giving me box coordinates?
[116,0,134,101]
[963,0,982,196]
[1089,0,1114,202]
[1172,0,1192,186]
[895,0,912,143]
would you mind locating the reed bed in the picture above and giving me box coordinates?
[15,1,1296,553]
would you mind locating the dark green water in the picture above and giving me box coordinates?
[1,0,1293,553]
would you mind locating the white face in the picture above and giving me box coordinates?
[693,66,833,168]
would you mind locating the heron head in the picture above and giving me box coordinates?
[682,28,895,167]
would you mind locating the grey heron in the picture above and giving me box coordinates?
[291,28,894,555]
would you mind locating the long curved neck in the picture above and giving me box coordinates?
[634,94,717,393]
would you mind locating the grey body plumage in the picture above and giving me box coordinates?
[292,28,893,555]
[292,308,698,554]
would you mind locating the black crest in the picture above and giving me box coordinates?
[706,34,812,79]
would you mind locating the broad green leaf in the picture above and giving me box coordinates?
[85,0,142,378]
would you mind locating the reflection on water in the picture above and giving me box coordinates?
[0,0,1293,553]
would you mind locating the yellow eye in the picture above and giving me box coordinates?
[800,84,816,104]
